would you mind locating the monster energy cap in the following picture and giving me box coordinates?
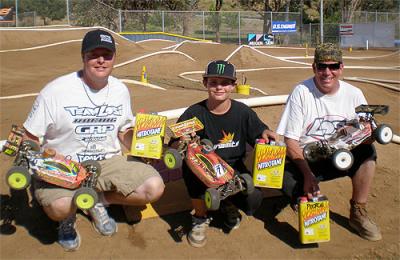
[81,29,116,54]
[314,43,343,63]
[203,60,237,81]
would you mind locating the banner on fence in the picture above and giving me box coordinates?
[271,21,297,33]
[247,33,274,46]
[340,24,354,36]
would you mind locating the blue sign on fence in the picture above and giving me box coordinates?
[272,21,297,33]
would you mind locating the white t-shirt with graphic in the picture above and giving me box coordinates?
[277,77,367,147]
[24,71,134,162]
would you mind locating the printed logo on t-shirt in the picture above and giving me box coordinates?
[305,115,347,141]
[64,104,123,161]
[64,105,122,117]
[77,152,107,162]
[214,130,239,149]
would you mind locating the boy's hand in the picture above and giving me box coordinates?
[261,129,279,143]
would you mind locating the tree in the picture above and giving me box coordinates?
[214,0,223,42]
[72,0,119,31]
[26,0,66,25]
[163,0,200,36]
[340,0,362,23]
[238,0,292,33]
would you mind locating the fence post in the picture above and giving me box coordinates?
[66,0,70,25]
[15,0,18,27]
[270,11,273,29]
[162,11,165,32]
[238,11,241,45]
[118,9,122,32]
[202,11,205,40]
[320,0,324,43]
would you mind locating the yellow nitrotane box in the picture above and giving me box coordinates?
[131,113,167,159]
[298,196,330,244]
[252,140,286,189]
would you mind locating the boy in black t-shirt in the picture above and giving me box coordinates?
[170,60,278,247]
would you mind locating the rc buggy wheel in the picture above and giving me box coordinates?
[200,139,214,154]
[303,143,319,163]
[6,166,31,190]
[374,124,393,145]
[163,149,182,169]
[81,160,102,176]
[22,140,40,152]
[205,188,220,211]
[240,173,255,195]
[332,149,354,171]
[73,187,98,210]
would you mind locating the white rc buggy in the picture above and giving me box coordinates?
[303,105,393,171]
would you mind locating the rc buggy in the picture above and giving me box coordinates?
[163,117,254,210]
[303,105,393,171]
[2,125,101,210]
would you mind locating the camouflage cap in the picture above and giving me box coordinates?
[314,43,342,63]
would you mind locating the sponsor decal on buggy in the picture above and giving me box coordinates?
[77,153,106,162]
[194,153,227,178]
[64,105,122,117]
[215,130,239,150]
[136,127,162,138]
[301,202,329,227]
[213,163,226,178]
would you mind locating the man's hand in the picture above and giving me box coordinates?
[285,137,321,199]
[303,171,320,199]
[118,128,133,152]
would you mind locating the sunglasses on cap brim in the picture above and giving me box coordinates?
[316,62,342,70]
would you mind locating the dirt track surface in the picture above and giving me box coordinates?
[0,27,399,259]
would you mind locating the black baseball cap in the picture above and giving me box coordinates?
[81,29,116,54]
[203,60,237,81]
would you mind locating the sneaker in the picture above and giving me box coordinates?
[220,200,242,230]
[187,216,211,248]
[88,203,118,236]
[58,215,81,251]
[349,200,382,241]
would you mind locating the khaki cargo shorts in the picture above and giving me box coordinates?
[34,155,161,206]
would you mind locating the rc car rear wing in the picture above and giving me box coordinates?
[355,105,389,115]
[168,117,204,138]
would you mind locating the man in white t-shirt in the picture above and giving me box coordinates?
[23,29,165,251]
[277,43,381,241]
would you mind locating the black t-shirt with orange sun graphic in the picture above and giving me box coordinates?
[176,99,269,197]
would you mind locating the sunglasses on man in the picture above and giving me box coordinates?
[316,62,342,71]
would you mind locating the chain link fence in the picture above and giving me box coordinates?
[2,0,399,48]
